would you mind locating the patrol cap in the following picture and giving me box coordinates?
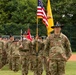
[51,22,64,28]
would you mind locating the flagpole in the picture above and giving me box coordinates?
[36,17,39,56]
[37,18,38,37]
[20,29,23,41]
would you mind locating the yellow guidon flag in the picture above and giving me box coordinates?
[47,0,54,36]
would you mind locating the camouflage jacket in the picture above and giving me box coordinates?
[44,33,72,61]
[9,43,20,57]
[0,40,5,54]
[6,40,13,53]
[19,38,32,56]
[32,39,44,56]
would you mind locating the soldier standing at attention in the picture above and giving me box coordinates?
[43,38,49,75]
[0,35,5,69]
[6,34,14,70]
[44,22,72,75]
[9,39,20,72]
[19,32,32,75]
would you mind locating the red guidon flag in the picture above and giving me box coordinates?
[37,0,48,26]
[26,29,32,41]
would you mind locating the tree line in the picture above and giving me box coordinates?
[0,0,76,51]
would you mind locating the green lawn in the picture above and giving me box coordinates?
[0,61,76,75]
[65,61,76,75]
[73,52,76,54]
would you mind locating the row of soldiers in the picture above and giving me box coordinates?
[0,22,72,75]
[0,33,46,75]
[0,35,20,71]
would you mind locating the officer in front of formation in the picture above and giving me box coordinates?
[19,31,32,75]
[44,22,72,75]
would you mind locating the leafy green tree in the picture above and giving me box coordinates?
[0,0,76,36]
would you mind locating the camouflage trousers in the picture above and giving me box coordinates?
[48,60,66,75]
[0,53,7,69]
[2,50,7,66]
[44,58,49,75]
[8,55,12,70]
[6,51,12,70]
[12,56,20,72]
[20,53,30,75]
[0,54,3,69]
[30,55,43,75]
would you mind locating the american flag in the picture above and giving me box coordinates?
[37,0,48,26]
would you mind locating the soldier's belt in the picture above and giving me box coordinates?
[20,49,29,52]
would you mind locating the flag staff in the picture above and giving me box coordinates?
[20,29,23,41]
[36,1,39,71]
[36,0,39,56]
[36,18,39,56]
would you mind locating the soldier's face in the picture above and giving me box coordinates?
[10,36,14,41]
[23,34,27,38]
[54,27,61,33]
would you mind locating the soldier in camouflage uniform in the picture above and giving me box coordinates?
[0,35,6,69]
[9,39,20,72]
[44,22,72,75]
[19,32,32,75]
[43,39,49,75]
[31,35,44,75]
[6,35,14,70]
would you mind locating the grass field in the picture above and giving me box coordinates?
[73,52,76,54]
[0,61,76,75]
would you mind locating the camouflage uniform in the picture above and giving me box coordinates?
[6,40,13,70]
[43,39,49,75]
[19,38,32,75]
[9,41,20,72]
[44,33,72,75]
[31,39,44,75]
[2,39,8,67]
[0,40,5,69]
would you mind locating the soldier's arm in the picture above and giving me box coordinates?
[40,41,45,56]
[1,41,7,60]
[41,42,45,50]
[2,41,5,51]
[29,41,33,53]
[32,40,36,50]
[43,37,50,57]
[5,42,7,48]
[19,41,23,50]
[65,37,72,60]
[9,45,12,55]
